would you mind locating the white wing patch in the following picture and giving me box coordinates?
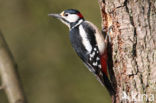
[79,25,92,53]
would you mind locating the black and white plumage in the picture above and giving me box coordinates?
[70,21,103,75]
[49,9,114,95]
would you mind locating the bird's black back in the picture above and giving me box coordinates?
[69,21,97,72]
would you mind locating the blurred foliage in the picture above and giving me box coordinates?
[0,0,111,103]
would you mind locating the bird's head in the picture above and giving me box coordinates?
[49,9,84,28]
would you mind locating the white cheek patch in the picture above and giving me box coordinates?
[65,14,79,23]
[60,14,80,29]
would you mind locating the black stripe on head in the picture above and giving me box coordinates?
[62,18,70,24]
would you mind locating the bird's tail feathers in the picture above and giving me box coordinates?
[96,72,115,96]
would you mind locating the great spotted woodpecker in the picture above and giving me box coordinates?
[49,9,114,95]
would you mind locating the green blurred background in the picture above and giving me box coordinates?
[0,0,111,103]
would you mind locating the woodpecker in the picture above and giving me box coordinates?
[49,9,114,95]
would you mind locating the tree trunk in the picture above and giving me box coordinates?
[0,32,27,103]
[98,0,156,102]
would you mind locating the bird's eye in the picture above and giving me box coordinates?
[64,13,68,16]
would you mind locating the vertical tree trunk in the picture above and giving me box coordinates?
[98,0,156,102]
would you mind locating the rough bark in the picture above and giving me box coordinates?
[98,0,156,103]
[0,32,27,103]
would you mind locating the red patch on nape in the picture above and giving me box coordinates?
[77,13,83,18]
[100,51,108,76]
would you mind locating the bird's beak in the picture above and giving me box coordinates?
[48,13,63,19]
